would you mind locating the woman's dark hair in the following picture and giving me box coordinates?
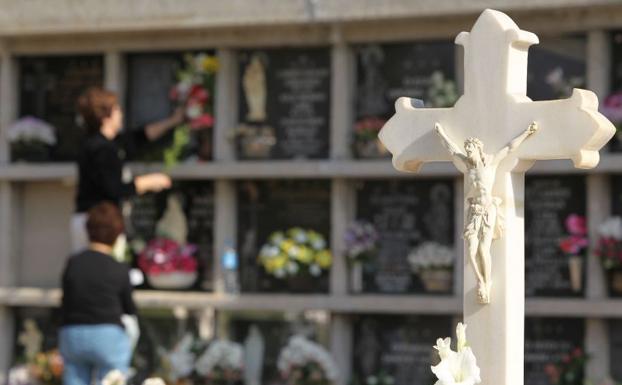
[86,202,124,246]
[77,87,118,135]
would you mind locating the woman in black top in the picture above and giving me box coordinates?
[71,87,181,252]
[60,202,137,385]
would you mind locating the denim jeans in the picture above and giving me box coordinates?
[59,324,131,385]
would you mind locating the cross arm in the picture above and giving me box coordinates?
[513,89,615,168]
[378,97,454,172]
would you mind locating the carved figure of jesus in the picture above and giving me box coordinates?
[434,121,539,304]
[243,54,268,123]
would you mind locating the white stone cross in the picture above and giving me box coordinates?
[378,9,614,385]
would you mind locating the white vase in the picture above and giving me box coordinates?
[147,271,198,290]
[350,263,363,293]
[568,255,583,293]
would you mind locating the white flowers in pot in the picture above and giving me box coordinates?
[195,339,244,384]
[431,323,481,385]
[277,335,339,385]
[408,242,455,292]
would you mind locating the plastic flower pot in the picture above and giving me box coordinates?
[146,271,198,290]
[419,269,453,293]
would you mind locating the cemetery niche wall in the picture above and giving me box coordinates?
[16,55,104,162]
[126,51,217,163]
[353,41,458,159]
[236,48,331,160]
[237,180,331,293]
[352,179,455,294]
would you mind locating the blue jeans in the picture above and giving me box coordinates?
[59,324,131,385]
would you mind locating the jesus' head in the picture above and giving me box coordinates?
[464,137,484,161]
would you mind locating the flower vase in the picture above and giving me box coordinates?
[354,139,388,159]
[10,141,51,162]
[240,134,275,159]
[419,269,453,293]
[607,268,622,297]
[147,271,198,290]
[350,263,363,293]
[568,256,583,293]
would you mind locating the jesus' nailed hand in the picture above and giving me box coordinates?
[434,121,539,304]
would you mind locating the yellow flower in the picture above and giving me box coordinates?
[202,56,219,73]
[316,250,332,268]
[294,246,314,264]
[280,240,295,253]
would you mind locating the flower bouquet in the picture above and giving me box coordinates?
[258,228,331,291]
[277,335,339,385]
[544,347,588,385]
[166,52,218,165]
[8,117,56,162]
[138,238,198,289]
[196,340,244,385]
[33,350,64,385]
[594,216,622,296]
[352,117,388,159]
[343,221,379,292]
[408,242,454,293]
[559,214,589,293]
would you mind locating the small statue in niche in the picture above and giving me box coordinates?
[434,121,539,304]
[243,54,268,123]
[18,318,42,362]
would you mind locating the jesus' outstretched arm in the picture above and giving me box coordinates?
[493,121,539,165]
[434,123,467,162]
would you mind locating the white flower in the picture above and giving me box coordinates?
[277,335,339,382]
[7,117,56,145]
[408,242,454,272]
[8,365,32,385]
[142,378,166,385]
[431,323,481,385]
[166,334,196,380]
[102,370,126,385]
[196,339,244,376]
[309,264,322,277]
[431,348,481,385]
[599,217,622,240]
[287,261,299,274]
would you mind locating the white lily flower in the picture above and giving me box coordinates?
[142,378,166,385]
[431,323,481,385]
[431,347,481,385]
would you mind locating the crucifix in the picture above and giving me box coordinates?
[379,9,614,385]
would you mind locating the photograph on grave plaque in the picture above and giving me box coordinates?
[353,179,455,294]
[353,41,457,158]
[527,35,586,102]
[525,176,587,297]
[352,315,452,385]
[127,181,214,291]
[235,48,331,160]
[16,55,103,162]
[237,180,331,293]
[126,51,217,163]
[525,317,586,385]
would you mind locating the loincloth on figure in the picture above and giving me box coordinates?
[463,196,505,240]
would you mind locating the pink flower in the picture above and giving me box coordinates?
[189,85,210,104]
[565,214,587,236]
[190,113,214,130]
[602,92,622,122]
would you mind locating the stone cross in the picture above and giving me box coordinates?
[378,9,614,385]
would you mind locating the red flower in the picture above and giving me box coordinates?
[189,85,210,104]
[138,238,198,275]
